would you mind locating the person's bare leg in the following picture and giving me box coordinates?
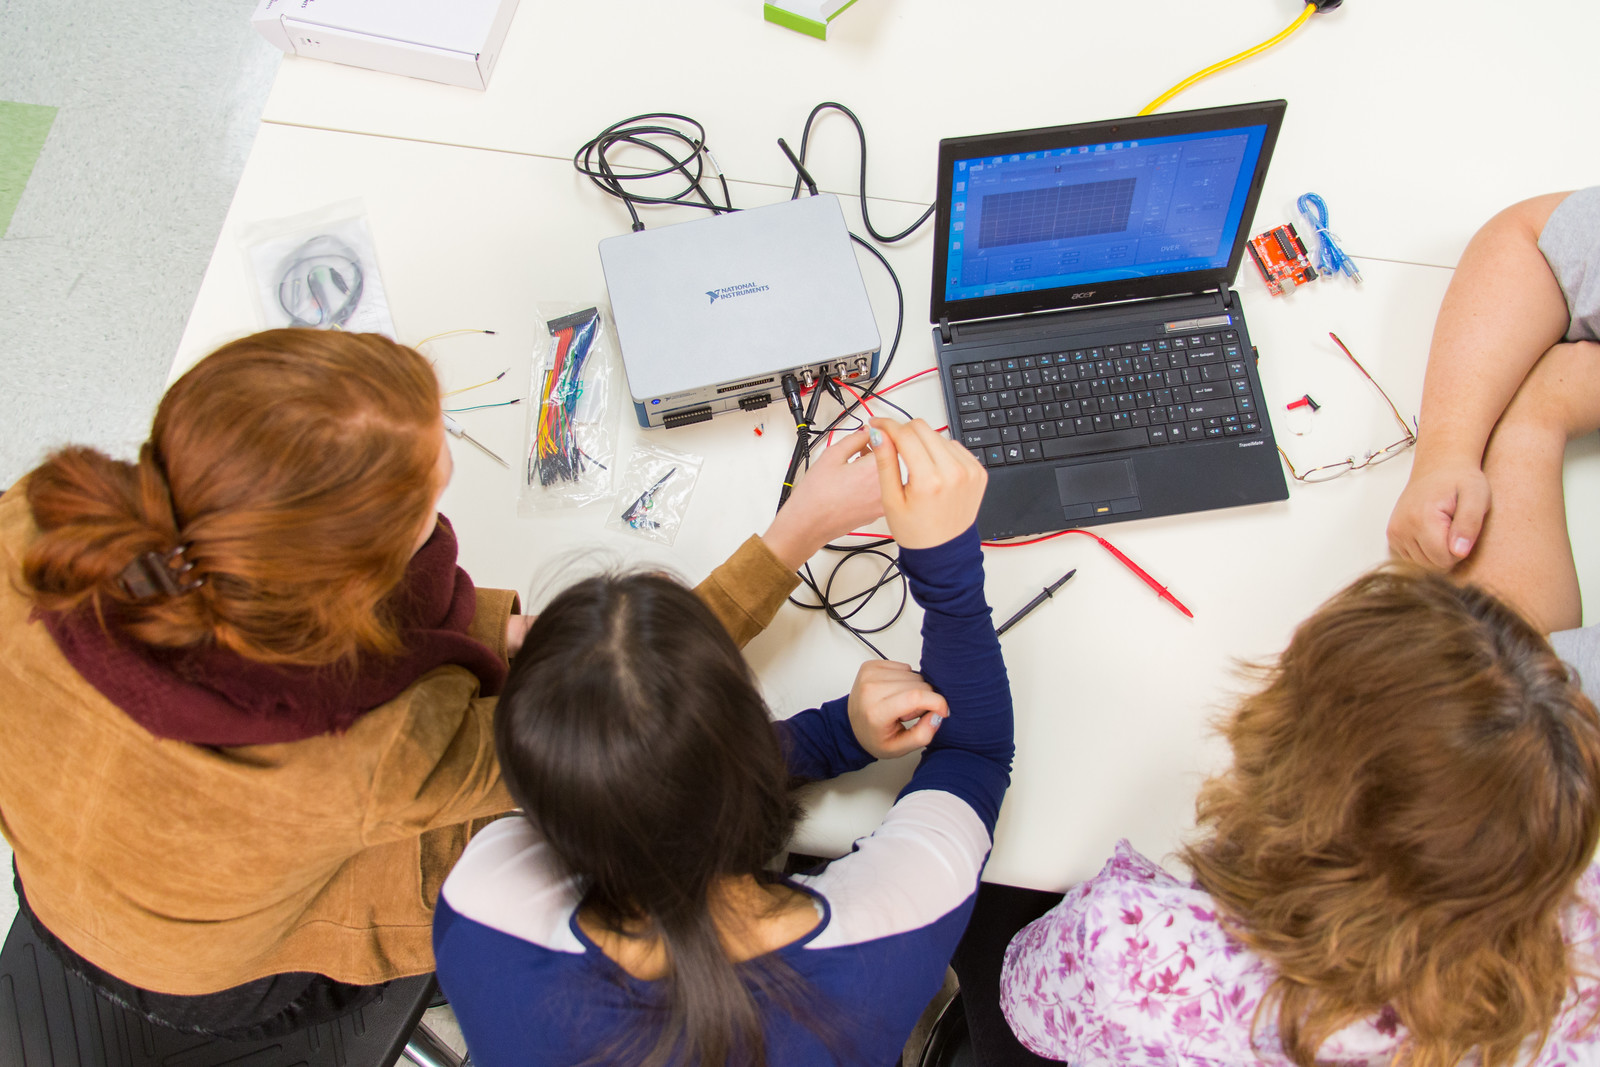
[1459,340,1600,632]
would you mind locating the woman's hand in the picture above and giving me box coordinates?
[848,660,947,759]
[762,429,884,570]
[505,614,536,659]
[1387,458,1490,569]
[867,418,987,549]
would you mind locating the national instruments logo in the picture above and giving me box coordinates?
[705,281,770,305]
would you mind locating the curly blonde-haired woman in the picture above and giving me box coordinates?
[1000,192,1600,1067]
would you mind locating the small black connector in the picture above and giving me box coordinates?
[804,370,825,424]
[781,373,804,426]
[1311,0,1341,10]
[662,405,714,429]
[778,138,819,197]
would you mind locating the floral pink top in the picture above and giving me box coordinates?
[1000,841,1600,1066]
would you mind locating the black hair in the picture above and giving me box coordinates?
[496,571,815,1066]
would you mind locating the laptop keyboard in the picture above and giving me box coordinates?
[951,330,1261,467]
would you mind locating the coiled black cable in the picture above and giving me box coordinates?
[573,113,732,232]
[785,101,935,244]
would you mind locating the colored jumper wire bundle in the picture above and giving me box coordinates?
[530,308,602,487]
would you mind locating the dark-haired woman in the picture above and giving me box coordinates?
[0,328,882,1037]
[433,418,1013,1066]
[999,292,1600,1064]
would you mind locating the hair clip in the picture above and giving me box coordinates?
[118,545,204,600]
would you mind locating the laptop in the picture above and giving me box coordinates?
[932,100,1290,540]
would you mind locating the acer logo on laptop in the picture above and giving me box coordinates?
[705,281,770,305]
[1070,291,1097,300]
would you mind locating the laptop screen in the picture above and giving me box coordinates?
[931,101,1286,325]
[944,126,1268,302]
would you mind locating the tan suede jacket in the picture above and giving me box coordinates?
[0,488,799,995]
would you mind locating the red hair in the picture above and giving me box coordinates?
[1183,566,1600,1067]
[23,329,443,667]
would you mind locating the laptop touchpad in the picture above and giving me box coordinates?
[1056,460,1141,518]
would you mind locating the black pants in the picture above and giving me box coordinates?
[951,881,1066,1066]
[15,870,386,1040]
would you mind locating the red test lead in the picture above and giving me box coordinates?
[982,528,1194,619]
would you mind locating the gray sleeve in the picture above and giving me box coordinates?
[1550,624,1600,704]
[1537,187,1600,343]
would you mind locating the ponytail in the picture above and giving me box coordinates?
[24,444,214,645]
[636,898,825,1067]
[498,573,844,1066]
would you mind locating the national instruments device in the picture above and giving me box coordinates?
[599,194,881,429]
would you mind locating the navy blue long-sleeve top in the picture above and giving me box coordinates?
[776,524,1014,832]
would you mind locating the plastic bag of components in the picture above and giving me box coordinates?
[518,304,621,513]
[239,201,396,337]
[607,444,702,547]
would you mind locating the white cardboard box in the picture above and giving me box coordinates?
[251,0,520,90]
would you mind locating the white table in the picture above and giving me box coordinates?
[175,117,1600,892]
[256,0,1600,269]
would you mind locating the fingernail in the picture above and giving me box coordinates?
[1452,537,1472,557]
[931,714,943,728]
[868,428,884,448]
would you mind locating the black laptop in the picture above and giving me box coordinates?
[932,100,1290,540]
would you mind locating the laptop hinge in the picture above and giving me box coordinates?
[1218,281,1234,311]
[938,316,952,345]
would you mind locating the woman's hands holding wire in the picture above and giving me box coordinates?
[762,429,884,570]
[868,418,987,549]
[848,660,947,758]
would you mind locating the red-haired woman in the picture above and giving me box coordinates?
[0,328,880,1038]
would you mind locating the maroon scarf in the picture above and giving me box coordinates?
[39,515,507,746]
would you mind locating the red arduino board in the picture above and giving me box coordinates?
[1247,223,1317,296]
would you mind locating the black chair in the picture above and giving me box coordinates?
[917,992,976,1067]
[0,912,463,1067]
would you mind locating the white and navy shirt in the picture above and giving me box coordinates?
[434,528,1014,1066]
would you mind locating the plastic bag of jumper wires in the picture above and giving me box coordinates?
[239,201,397,338]
[607,444,703,548]
[517,304,621,513]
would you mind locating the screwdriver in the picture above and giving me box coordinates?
[443,413,509,468]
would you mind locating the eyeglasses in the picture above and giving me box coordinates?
[1277,333,1417,484]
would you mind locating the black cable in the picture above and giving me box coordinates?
[822,553,905,621]
[777,138,819,197]
[786,102,935,244]
[574,113,733,232]
[778,372,827,508]
[276,235,365,328]
[846,385,915,422]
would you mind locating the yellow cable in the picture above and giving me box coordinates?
[1138,2,1316,116]
[415,328,496,348]
[442,370,509,398]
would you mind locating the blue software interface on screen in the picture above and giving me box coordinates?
[944,125,1267,304]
